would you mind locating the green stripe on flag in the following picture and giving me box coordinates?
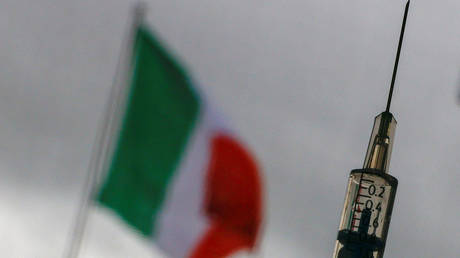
[98,25,200,236]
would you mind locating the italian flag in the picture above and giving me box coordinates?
[97,24,263,257]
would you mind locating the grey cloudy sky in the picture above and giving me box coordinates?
[1,0,460,257]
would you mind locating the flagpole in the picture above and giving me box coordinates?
[63,5,145,258]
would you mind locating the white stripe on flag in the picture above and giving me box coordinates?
[155,102,223,257]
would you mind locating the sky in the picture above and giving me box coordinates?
[1,0,460,257]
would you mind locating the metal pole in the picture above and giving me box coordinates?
[63,5,145,258]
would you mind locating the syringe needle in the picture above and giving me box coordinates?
[386,0,410,113]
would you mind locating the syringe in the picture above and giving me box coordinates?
[332,1,410,258]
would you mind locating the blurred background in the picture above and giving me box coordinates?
[1,0,460,257]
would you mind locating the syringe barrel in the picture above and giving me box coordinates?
[333,169,398,258]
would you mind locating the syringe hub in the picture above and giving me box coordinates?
[363,112,397,174]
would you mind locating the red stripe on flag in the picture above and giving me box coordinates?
[191,133,263,257]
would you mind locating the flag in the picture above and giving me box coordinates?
[97,24,263,257]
